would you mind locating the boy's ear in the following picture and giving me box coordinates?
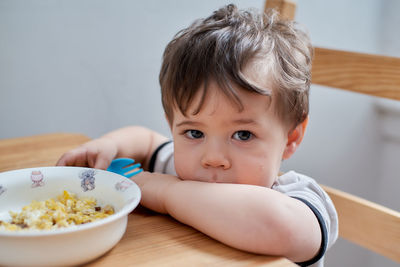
[282,116,309,160]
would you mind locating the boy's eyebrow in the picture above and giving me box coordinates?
[175,118,258,127]
[175,120,203,127]
[232,118,258,125]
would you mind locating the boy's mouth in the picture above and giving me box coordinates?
[210,174,218,183]
[196,171,227,183]
[180,169,233,183]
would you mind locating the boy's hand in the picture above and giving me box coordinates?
[130,171,181,214]
[56,137,118,170]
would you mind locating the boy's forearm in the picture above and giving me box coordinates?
[163,180,321,262]
[102,126,168,170]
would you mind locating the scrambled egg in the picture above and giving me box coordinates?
[0,190,114,231]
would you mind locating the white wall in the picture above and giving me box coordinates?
[0,1,398,266]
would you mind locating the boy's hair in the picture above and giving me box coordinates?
[159,4,313,129]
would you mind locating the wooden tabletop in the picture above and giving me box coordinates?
[0,133,296,266]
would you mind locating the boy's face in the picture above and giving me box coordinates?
[169,81,290,188]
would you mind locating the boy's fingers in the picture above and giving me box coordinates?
[86,146,99,168]
[94,154,111,170]
[56,151,77,166]
[57,147,88,167]
[73,148,89,167]
[56,155,67,166]
[93,141,117,170]
[56,138,117,169]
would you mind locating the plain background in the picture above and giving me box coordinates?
[1,0,399,266]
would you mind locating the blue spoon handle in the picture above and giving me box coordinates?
[107,158,143,178]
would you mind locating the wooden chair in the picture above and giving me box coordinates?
[265,0,400,263]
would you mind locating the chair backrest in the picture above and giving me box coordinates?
[264,0,400,263]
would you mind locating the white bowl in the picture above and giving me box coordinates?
[0,166,141,266]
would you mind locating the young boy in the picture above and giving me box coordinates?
[57,4,337,266]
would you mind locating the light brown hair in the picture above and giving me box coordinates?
[159,4,313,129]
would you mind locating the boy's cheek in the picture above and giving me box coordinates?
[174,156,200,181]
[174,152,195,179]
[174,164,191,181]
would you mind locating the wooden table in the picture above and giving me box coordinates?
[0,133,296,266]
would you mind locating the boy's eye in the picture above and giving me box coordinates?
[233,131,253,141]
[184,130,204,139]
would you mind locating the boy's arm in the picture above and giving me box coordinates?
[101,126,169,170]
[132,172,322,263]
[57,126,168,170]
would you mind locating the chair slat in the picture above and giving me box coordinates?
[321,185,400,262]
[312,47,400,101]
[264,0,296,20]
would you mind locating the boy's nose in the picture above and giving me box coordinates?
[201,142,231,170]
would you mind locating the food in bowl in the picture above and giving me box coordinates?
[0,190,114,231]
[0,166,141,267]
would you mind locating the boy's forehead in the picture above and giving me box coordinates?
[174,82,275,118]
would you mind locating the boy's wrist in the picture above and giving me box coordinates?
[132,172,181,214]
[159,175,182,214]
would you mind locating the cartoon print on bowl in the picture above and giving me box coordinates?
[79,169,96,192]
[31,170,45,188]
[115,180,132,192]
[0,185,6,196]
